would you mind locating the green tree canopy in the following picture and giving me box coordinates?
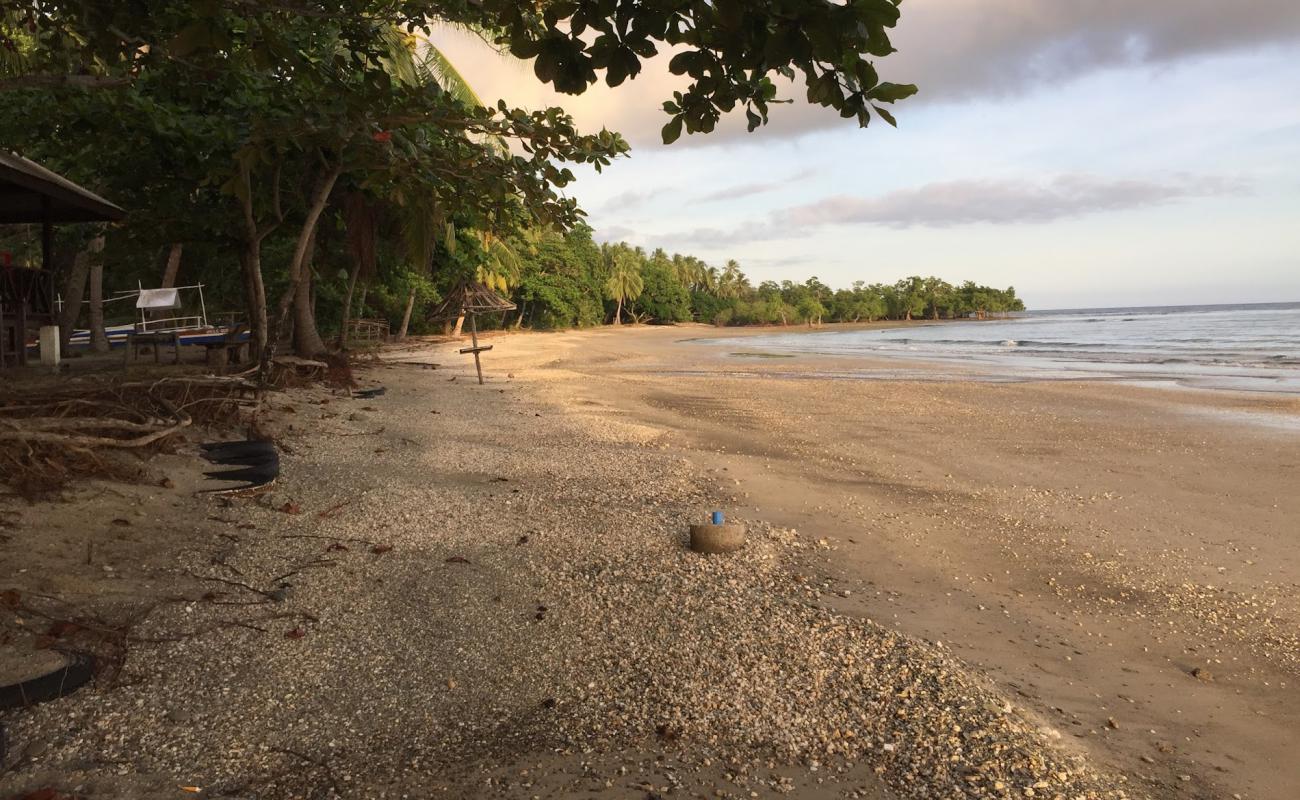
[7,1,917,142]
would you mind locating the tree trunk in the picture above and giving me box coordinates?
[267,161,343,368]
[613,296,622,325]
[160,242,183,288]
[292,268,327,356]
[514,301,526,329]
[452,312,465,337]
[337,260,361,348]
[240,242,269,361]
[292,227,329,357]
[57,249,91,351]
[397,288,416,340]
[88,260,109,353]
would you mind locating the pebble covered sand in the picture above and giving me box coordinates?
[1,353,1140,799]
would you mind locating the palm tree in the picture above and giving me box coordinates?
[339,26,492,347]
[699,264,719,295]
[718,259,748,299]
[466,227,523,333]
[605,247,644,325]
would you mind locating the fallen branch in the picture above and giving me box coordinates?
[281,533,378,546]
[316,500,352,519]
[185,570,276,601]
[128,611,319,644]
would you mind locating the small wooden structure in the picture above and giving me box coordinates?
[0,151,125,367]
[430,282,515,385]
[346,317,390,346]
[203,323,250,373]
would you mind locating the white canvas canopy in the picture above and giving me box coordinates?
[136,288,180,310]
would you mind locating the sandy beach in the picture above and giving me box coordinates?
[2,323,1297,800]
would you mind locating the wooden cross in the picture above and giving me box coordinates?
[457,311,493,384]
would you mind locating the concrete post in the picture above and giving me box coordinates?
[39,324,61,367]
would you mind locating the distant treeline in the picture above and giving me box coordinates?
[6,215,1021,341]
[477,233,1026,331]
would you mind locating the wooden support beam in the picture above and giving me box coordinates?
[461,312,486,384]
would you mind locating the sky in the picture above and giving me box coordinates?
[434,1,1300,309]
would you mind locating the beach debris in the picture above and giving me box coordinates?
[1191,667,1214,682]
[200,437,274,463]
[317,500,353,519]
[0,650,96,711]
[445,555,470,564]
[689,514,746,554]
[353,386,386,399]
[199,440,279,494]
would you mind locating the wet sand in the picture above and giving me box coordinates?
[483,323,1300,800]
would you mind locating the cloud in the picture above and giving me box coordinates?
[692,168,818,204]
[782,174,1247,228]
[592,224,637,242]
[599,187,667,212]
[893,0,1300,102]
[431,2,1300,146]
[670,173,1247,246]
[671,222,797,248]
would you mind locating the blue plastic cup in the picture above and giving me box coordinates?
[711,511,724,525]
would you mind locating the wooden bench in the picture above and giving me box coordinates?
[204,324,249,373]
[125,330,182,365]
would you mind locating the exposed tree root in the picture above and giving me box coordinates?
[0,376,256,497]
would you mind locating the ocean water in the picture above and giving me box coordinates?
[707,302,1300,394]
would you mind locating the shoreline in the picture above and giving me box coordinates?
[2,325,1296,799]
[473,325,1300,798]
[689,321,1300,399]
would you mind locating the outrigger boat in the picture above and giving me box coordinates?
[59,283,248,350]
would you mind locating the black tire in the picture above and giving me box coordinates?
[0,650,95,711]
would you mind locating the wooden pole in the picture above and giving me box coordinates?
[469,312,483,385]
[20,207,53,367]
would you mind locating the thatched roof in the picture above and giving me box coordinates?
[0,151,126,224]
[429,281,517,320]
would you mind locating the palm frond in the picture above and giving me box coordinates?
[415,40,482,108]
[0,11,33,78]
[377,25,421,87]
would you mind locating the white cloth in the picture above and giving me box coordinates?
[136,288,180,309]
